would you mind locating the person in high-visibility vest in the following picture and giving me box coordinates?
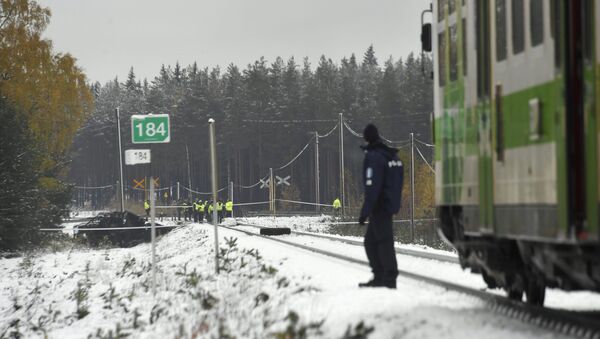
[333,198,341,217]
[144,200,150,219]
[207,201,213,223]
[198,200,205,223]
[192,200,199,222]
[217,200,224,223]
[225,199,233,218]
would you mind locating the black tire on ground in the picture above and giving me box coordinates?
[507,288,524,301]
[525,278,546,306]
[260,228,291,236]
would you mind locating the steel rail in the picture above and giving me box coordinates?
[218,224,600,339]
[237,223,459,264]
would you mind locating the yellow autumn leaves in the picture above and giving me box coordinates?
[0,0,92,177]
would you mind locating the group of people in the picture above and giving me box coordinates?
[144,198,234,223]
[180,199,233,223]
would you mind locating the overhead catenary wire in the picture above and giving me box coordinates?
[275,198,333,207]
[275,135,315,171]
[415,138,435,147]
[415,145,436,174]
[235,174,270,189]
[242,119,338,123]
[317,124,338,138]
[343,122,408,144]
[182,186,227,195]
[73,184,114,189]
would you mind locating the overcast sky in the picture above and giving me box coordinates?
[39,0,425,84]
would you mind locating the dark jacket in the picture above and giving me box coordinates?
[360,141,404,218]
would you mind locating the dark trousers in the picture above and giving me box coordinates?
[364,208,398,285]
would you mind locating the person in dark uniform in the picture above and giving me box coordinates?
[358,124,404,289]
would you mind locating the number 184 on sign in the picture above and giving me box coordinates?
[131,114,170,143]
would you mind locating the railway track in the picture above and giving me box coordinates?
[218,223,600,339]
[236,222,459,264]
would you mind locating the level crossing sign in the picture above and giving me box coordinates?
[131,114,170,143]
[276,175,291,186]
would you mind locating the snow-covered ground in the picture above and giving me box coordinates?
[237,215,457,258]
[1,215,597,338]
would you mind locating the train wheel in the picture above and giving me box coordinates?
[525,279,545,306]
[507,288,523,301]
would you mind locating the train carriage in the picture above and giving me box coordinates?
[424,0,600,305]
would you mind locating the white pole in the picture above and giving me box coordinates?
[269,168,274,213]
[339,112,345,216]
[177,182,180,201]
[271,168,276,214]
[116,108,125,212]
[230,181,234,218]
[150,176,157,295]
[208,118,219,274]
[185,145,192,198]
[410,132,415,242]
[315,131,320,213]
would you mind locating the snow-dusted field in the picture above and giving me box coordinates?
[1,215,596,338]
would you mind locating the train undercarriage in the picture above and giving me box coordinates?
[439,206,600,306]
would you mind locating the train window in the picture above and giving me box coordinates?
[439,32,446,86]
[550,0,560,67]
[462,18,467,75]
[448,0,455,14]
[438,0,446,22]
[530,0,544,46]
[450,24,458,81]
[476,0,491,98]
[512,0,525,54]
[583,0,593,63]
[496,0,507,61]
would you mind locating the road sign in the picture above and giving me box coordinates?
[131,114,171,143]
[125,149,151,165]
[260,178,270,189]
[133,178,145,189]
[276,175,291,186]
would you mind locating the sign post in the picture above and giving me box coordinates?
[131,114,170,143]
[130,113,171,296]
[125,149,151,165]
[116,108,125,212]
[208,118,219,274]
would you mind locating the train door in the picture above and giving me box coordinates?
[596,0,600,239]
[491,0,560,239]
[583,0,599,240]
[475,0,494,234]
[564,0,597,240]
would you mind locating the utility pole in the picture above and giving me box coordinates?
[230,181,234,218]
[115,108,125,212]
[269,167,274,213]
[208,119,219,274]
[339,112,345,216]
[410,132,415,242]
[150,176,157,295]
[185,144,192,198]
[176,182,180,201]
[314,131,320,213]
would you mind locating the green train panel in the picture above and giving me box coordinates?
[434,0,599,243]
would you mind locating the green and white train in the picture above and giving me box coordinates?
[423,0,600,305]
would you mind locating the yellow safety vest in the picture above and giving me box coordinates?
[217,202,223,211]
[144,201,150,210]
[225,201,233,212]
[333,199,341,209]
[199,203,205,212]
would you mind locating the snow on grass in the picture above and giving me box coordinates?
[236,216,456,256]
[0,224,329,338]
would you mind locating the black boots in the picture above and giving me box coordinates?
[358,279,382,287]
[358,278,396,289]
